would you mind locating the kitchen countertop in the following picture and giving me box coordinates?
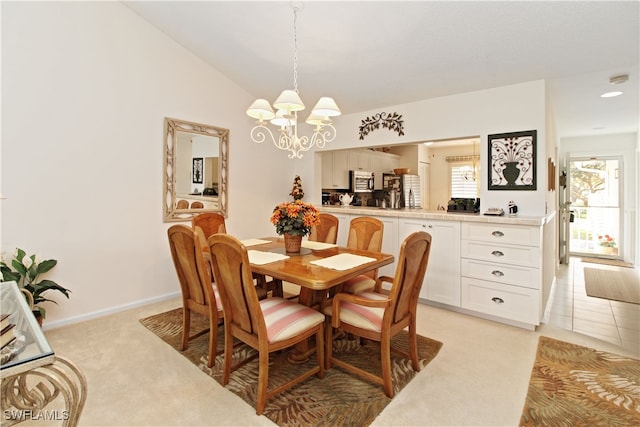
[320,205,548,226]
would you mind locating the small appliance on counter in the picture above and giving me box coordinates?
[399,174,422,208]
[447,198,480,213]
[349,170,374,193]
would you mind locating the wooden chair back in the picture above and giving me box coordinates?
[176,199,189,209]
[167,224,222,367]
[309,213,339,244]
[386,231,432,325]
[192,212,227,238]
[190,201,204,209]
[347,216,384,279]
[207,234,262,335]
[347,216,383,252]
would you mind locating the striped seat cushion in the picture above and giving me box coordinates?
[260,297,325,343]
[323,292,387,332]
[341,275,376,294]
[212,284,223,311]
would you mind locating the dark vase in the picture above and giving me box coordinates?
[503,162,521,185]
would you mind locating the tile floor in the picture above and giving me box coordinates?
[546,257,640,354]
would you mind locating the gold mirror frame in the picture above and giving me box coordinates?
[163,117,229,222]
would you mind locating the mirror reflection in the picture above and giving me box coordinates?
[163,117,228,221]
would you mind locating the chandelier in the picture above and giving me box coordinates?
[246,6,341,159]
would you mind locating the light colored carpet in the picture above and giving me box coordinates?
[520,336,640,426]
[584,267,640,304]
[140,308,442,426]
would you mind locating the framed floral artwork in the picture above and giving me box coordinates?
[488,130,537,190]
[192,157,203,184]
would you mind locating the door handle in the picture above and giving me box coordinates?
[491,250,504,257]
[491,270,504,277]
[491,297,504,304]
[491,231,504,237]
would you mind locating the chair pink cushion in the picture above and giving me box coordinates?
[212,284,223,311]
[260,297,324,343]
[341,275,376,294]
[323,292,387,332]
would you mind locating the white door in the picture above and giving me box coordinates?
[568,156,623,259]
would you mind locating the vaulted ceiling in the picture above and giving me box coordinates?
[124,1,639,139]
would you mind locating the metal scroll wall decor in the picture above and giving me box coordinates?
[488,130,537,190]
[358,112,405,140]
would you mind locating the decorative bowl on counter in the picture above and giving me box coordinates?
[393,168,411,175]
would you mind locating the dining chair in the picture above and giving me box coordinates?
[167,224,223,368]
[176,199,189,209]
[309,213,339,244]
[207,233,325,415]
[340,216,384,294]
[190,201,204,209]
[324,231,432,398]
[192,212,282,298]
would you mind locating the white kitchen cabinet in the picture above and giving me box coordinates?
[460,222,542,329]
[368,215,399,279]
[321,150,350,189]
[399,218,461,305]
[332,212,351,247]
[348,150,371,171]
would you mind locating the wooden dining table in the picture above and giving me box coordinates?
[246,237,394,361]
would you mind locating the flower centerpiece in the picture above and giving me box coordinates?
[270,176,320,253]
[0,248,70,322]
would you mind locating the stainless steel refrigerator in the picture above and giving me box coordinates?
[399,174,421,208]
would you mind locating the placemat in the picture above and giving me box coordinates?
[241,238,271,247]
[310,253,377,271]
[247,250,289,265]
[301,241,338,250]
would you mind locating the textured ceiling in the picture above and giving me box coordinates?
[124,1,639,138]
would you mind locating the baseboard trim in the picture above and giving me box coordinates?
[42,291,181,330]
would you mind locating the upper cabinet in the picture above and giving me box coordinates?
[321,150,350,189]
[322,148,400,190]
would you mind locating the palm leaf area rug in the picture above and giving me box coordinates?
[520,336,640,427]
[140,308,442,426]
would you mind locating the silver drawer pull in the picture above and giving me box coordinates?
[491,250,504,257]
[491,297,504,304]
[491,231,504,237]
[491,270,504,277]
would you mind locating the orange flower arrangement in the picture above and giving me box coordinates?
[270,176,320,237]
[270,199,320,237]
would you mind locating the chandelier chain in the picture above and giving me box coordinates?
[292,7,299,94]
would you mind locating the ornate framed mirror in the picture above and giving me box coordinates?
[163,117,229,222]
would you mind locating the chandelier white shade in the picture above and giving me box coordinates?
[246,7,341,159]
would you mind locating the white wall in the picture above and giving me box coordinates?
[1,1,297,326]
[320,80,549,216]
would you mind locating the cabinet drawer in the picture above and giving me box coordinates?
[461,240,540,267]
[461,277,539,325]
[461,258,539,289]
[462,223,540,246]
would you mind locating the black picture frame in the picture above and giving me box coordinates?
[192,157,203,184]
[488,130,537,190]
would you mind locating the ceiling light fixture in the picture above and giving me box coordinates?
[600,91,623,98]
[246,6,341,159]
[600,73,628,98]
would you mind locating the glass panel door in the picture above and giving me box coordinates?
[568,157,622,258]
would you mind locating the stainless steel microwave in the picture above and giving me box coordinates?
[350,170,375,193]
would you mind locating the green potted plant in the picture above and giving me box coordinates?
[0,248,70,322]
